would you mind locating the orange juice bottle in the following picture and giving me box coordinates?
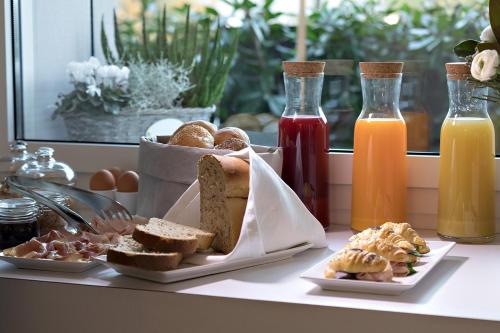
[437,63,496,243]
[351,62,408,231]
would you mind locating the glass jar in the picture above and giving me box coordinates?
[278,61,330,229]
[351,62,407,231]
[0,197,40,249]
[35,190,71,236]
[400,61,430,151]
[16,147,76,186]
[322,59,355,148]
[0,141,34,174]
[437,62,496,243]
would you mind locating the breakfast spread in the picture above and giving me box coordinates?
[325,222,429,282]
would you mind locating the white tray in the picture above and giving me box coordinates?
[95,242,313,283]
[0,253,99,273]
[300,240,455,295]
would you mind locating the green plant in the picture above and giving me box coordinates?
[101,4,239,108]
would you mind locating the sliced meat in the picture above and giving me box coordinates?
[391,262,410,276]
[355,266,393,282]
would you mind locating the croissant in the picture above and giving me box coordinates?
[350,228,415,253]
[381,222,429,254]
[346,238,409,263]
[325,248,388,274]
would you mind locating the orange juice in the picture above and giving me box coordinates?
[437,117,495,241]
[351,118,408,231]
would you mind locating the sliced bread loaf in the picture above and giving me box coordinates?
[107,236,182,271]
[198,155,249,254]
[133,218,214,254]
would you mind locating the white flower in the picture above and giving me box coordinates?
[480,25,497,43]
[471,49,500,82]
[87,57,101,70]
[86,84,101,97]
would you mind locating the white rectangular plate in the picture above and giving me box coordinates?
[300,240,455,295]
[95,242,313,283]
[0,253,98,273]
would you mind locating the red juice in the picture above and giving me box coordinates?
[279,115,330,228]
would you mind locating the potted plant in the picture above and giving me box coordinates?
[54,5,239,143]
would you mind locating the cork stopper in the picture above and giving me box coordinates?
[283,61,325,77]
[445,62,471,80]
[359,62,404,79]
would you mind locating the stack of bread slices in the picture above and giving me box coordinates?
[107,218,215,271]
[107,154,251,270]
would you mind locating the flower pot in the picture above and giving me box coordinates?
[61,106,216,143]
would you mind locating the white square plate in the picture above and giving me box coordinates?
[95,242,313,283]
[0,252,99,273]
[300,240,455,295]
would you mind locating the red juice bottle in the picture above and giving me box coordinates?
[278,61,330,229]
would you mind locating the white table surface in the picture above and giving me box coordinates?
[1,225,499,332]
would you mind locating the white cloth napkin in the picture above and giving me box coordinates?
[164,148,327,264]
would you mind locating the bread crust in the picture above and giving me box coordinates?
[169,125,214,148]
[215,138,249,151]
[381,222,428,253]
[213,127,250,146]
[173,120,218,136]
[133,226,198,254]
[199,155,249,198]
[107,236,182,271]
[349,227,415,252]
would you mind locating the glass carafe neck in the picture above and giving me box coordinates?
[447,78,488,118]
[359,73,402,119]
[283,73,324,116]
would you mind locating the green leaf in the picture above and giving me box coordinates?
[407,262,417,276]
[454,39,479,57]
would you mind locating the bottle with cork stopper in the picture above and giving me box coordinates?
[351,62,408,231]
[278,61,330,229]
[437,62,495,243]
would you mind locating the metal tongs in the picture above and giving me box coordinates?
[5,176,133,234]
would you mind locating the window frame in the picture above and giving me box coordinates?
[0,1,499,228]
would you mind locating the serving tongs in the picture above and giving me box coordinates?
[5,176,133,234]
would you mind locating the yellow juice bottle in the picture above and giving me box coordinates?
[437,63,496,243]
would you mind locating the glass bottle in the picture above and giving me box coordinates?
[400,61,430,151]
[0,141,34,174]
[279,61,330,229]
[351,62,407,231]
[16,147,76,186]
[437,62,495,243]
[0,197,39,249]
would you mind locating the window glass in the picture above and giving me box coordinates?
[12,0,498,154]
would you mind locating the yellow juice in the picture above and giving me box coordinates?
[438,117,496,240]
[351,118,408,231]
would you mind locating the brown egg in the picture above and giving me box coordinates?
[116,171,139,193]
[108,167,123,183]
[89,169,116,191]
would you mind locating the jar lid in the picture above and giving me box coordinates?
[33,190,69,206]
[283,61,325,77]
[0,198,38,223]
[445,62,471,80]
[360,62,404,78]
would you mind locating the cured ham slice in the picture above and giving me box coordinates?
[355,268,393,282]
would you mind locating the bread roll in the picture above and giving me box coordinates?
[169,125,214,148]
[215,138,249,151]
[381,222,429,253]
[173,120,218,136]
[198,154,249,254]
[214,127,250,146]
[346,238,409,263]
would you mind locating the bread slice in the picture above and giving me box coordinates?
[107,236,182,271]
[198,155,249,254]
[133,219,214,254]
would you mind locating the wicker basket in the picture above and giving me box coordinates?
[62,106,216,143]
